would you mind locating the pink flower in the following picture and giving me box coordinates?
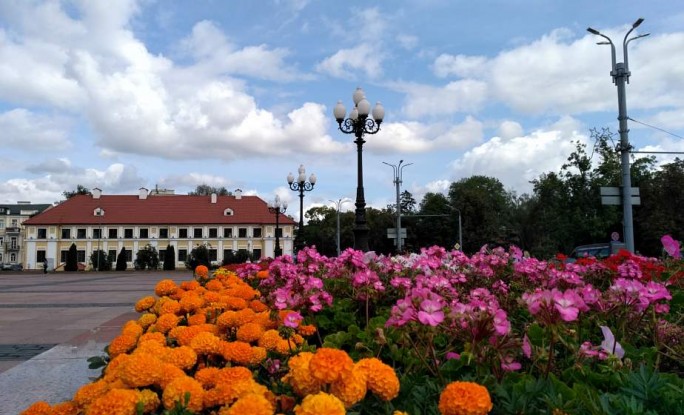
[493,309,511,336]
[417,299,444,326]
[445,352,461,360]
[600,326,625,358]
[283,311,303,328]
[501,356,521,371]
[553,290,581,322]
[522,334,532,358]
[661,235,681,259]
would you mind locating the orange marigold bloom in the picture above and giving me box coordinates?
[194,367,221,388]
[438,381,493,415]
[293,392,346,415]
[190,331,222,355]
[162,376,205,413]
[195,264,210,279]
[217,310,238,329]
[121,321,143,338]
[275,338,297,355]
[157,363,186,389]
[309,348,354,384]
[225,285,258,301]
[180,293,205,313]
[168,325,202,346]
[137,389,161,414]
[297,324,317,337]
[214,366,254,385]
[205,279,223,292]
[20,401,51,415]
[284,352,322,396]
[164,345,198,370]
[153,313,180,334]
[180,280,201,291]
[154,279,178,297]
[358,358,400,401]
[108,333,138,357]
[224,297,248,311]
[135,296,156,312]
[51,401,78,415]
[258,330,282,351]
[219,392,274,415]
[85,388,139,415]
[120,352,164,387]
[137,313,157,329]
[73,380,110,408]
[249,346,267,365]
[249,299,269,312]
[135,339,167,357]
[138,331,166,347]
[204,291,221,304]
[102,354,129,382]
[236,322,265,343]
[221,340,254,365]
[330,365,369,408]
[256,270,270,279]
[157,298,181,315]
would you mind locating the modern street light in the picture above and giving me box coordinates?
[334,87,385,252]
[587,18,649,253]
[329,198,351,256]
[267,195,288,258]
[287,164,316,254]
[454,208,462,250]
[383,160,412,253]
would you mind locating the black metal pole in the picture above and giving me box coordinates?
[274,207,282,257]
[354,132,369,252]
[297,187,305,252]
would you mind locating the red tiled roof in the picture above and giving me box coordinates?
[22,194,296,226]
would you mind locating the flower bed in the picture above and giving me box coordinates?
[21,242,684,415]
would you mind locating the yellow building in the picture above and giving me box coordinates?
[21,188,295,270]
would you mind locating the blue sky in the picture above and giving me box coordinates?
[1,0,683,222]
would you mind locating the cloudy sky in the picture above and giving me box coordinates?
[1,0,683,221]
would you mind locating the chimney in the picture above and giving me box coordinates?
[211,193,217,204]
[139,187,148,200]
[92,188,102,199]
[235,189,242,200]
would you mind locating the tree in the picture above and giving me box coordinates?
[186,244,210,270]
[410,192,454,250]
[89,249,111,271]
[63,185,92,199]
[65,243,78,271]
[188,184,231,196]
[115,247,127,271]
[163,244,176,270]
[135,244,159,270]
[400,190,417,214]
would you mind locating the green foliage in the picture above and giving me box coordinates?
[89,249,111,271]
[163,244,176,270]
[186,244,210,269]
[135,244,159,270]
[65,243,78,271]
[188,184,231,196]
[115,247,127,271]
[62,184,91,199]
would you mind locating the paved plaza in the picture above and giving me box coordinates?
[0,269,192,415]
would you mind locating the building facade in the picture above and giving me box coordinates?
[0,202,52,267]
[21,188,295,270]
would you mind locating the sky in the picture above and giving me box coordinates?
[1,0,683,222]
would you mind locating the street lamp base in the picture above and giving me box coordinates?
[353,225,370,252]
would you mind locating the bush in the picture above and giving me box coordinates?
[185,244,210,270]
[134,244,159,270]
[89,249,111,271]
[64,243,78,271]
[163,244,175,270]
[115,247,127,271]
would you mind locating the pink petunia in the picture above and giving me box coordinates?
[522,334,532,359]
[417,299,444,326]
[553,290,580,322]
[661,235,681,259]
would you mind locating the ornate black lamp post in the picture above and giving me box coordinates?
[267,195,287,257]
[333,87,384,252]
[287,164,316,253]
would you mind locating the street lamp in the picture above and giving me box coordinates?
[287,164,316,254]
[329,198,351,256]
[587,18,649,253]
[454,208,462,250]
[334,87,385,252]
[267,195,287,257]
[94,207,104,271]
[383,160,412,253]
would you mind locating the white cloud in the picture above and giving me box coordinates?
[393,80,488,118]
[397,34,418,50]
[0,109,72,149]
[316,44,384,79]
[498,120,524,140]
[433,54,488,78]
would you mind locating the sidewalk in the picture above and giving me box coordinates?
[0,270,191,415]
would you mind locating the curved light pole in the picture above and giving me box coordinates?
[287,164,316,254]
[587,18,649,253]
[334,87,384,252]
[329,198,351,256]
[267,195,287,257]
[383,160,412,253]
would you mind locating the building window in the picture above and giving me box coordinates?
[159,228,168,238]
[223,249,233,261]
[179,228,188,238]
[275,228,283,238]
[159,249,166,262]
[108,228,118,239]
[139,228,149,238]
[108,250,117,263]
[10,237,17,249]
[253,228,262,238]
[125,249,132,262]
[77,228,87,239]
[223,228,233,238]
[37,228,47,239]
[37,250,46,263]
[178,249,188,262]
[193,228,203,238]
[93,228,102,239]
[11,219,18,227]
[77,250,86,263]
[0,219,4,228]
[10,253,16,262]
[124,228,134,239]
[209,228,218,238]
[209,249,217,261]
[60,250,68,263]
[61,228,71,239]
[238,228,247,238]
[252,249,262,260]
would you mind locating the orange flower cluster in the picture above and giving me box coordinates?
[21,267,408,415]
[438,381,493,415]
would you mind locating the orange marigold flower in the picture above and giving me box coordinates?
[358,358,400,401]
[219,392,274,415]
[236,322,265,343]
[330,365,369,408]
[180,280,201,291]
[205,378,267,408]
[195,265,210,279]
[249,346,267,365]
[221,340,254,365]
[155,279,178,297]
[153,313,180,334]
[138,331,166,347]
[135,339,167,357]
[214,366,254,385]
[258,330,282,351]
[162,376,205,413]
[297,324,317,337]
[121,320,143,338]
[73,380,110,408]
[197,323,220,335]
[190,331,222,355]
[438,381,493,415]
[284,352,321,397]
[194,367,221,388]
[108,333,138,357]
[51,401,78,415]
[224,297,248,311]
[85,388,139,415]
[120,352,164,388]
[249,299,269,312]
[275,338,297,355]
[309,348,354,384]
[168,325,201,346]
[135,296,156,312]
[180,293,205,313]
[102,354,129,382]
[157,363,186,389]
[205,280,223,292]
[226,286,259,301]
[217,310,238,329]
[293,392,346,415]
[137,389,161,414]
[164,345,197,370]
[20,401,51,415]
[256,270,270,279]
[157,298,181,315]
[204,291,222,305]
[137,313,157,329]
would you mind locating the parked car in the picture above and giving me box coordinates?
[566,242,625,263]
[1,263,23,271]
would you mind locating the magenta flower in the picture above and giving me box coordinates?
[661,235,681,259]
[283,311,303,328]
[522,334,532,358]
[600,326,625,358]
[493,309,511,336]
[417,299,444,326]
[501,356,521,371]
[445,352,461,360]
[553,290,582,322]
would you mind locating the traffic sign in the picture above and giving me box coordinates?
[611,231,620,241]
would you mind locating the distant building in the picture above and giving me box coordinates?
[0,202,52,267]
[21,188,295,270]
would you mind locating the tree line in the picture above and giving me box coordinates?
[301,128,684,258]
